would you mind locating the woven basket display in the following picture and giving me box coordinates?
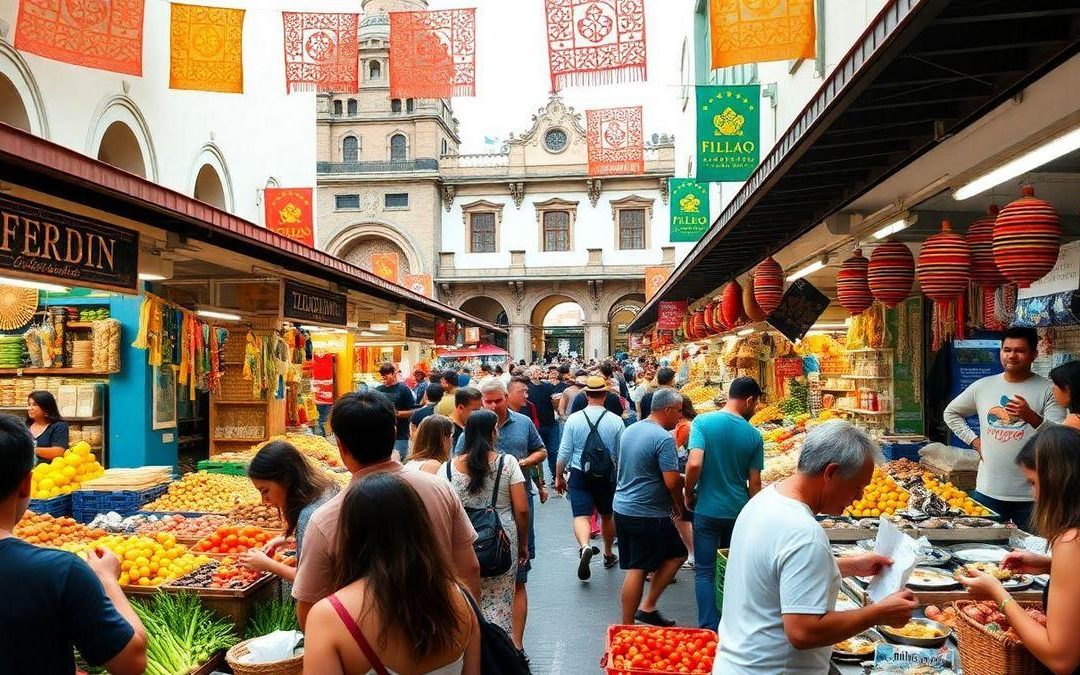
[952,600,1049,675]
[225,638,303,675]
[0,286,37,330]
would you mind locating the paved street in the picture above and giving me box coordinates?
[522,494,698,674]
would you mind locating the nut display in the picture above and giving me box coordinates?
[143,472,260,514]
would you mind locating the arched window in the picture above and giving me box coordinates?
[346,99,358,116]
[369,60,381,80]
[390,134,407,161]
[343,136,358,162]
[332,100,342,116]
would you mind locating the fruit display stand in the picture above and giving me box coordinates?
[600,625,718,675]
[164,566,281,634]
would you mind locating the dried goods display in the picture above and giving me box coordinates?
[143,472,260,514]
[136,514,228,540]
[14,512,106,546]
[91,318,122,373]
[31,441,105,498]
[253,432,342,467]
[170,557,267,590]
[227,503,284,530]
[681,383,721,407]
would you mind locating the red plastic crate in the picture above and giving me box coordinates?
[600,624,718,674]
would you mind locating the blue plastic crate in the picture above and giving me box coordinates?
[28,494,72,518]
[882,441,927,462]
[72,483,169,523]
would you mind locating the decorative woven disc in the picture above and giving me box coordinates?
[0,286,38,330]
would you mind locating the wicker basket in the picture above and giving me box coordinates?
[952,600,1050,675]
[225,638,304,675]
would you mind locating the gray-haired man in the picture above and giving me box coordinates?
[714,421,918,674]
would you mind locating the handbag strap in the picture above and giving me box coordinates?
[328,594,389,675]
[446,459,453,481]
[459,583,487,627]
[490,453,506,509]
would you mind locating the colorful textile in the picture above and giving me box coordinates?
[388,9,476,99]
[669,179,710,242]
[15,0,145,75]
[170,3,245,93]
[544,0,647,91]
[709,0,816,69]
[264,188,314,246]
[370,253,400,284]
[586,106,644,176]
[282,12,359,93]
[697,85,760,182]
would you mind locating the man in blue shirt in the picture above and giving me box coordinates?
[612,388,687,626]
[684,376,765,631]
[555,377,625,580]
[0,414,147,675]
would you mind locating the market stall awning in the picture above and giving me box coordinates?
[0,123,505,335]
[435,344,511,359]
[629,0,1080,332]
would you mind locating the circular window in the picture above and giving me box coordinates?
[544,128,568,153]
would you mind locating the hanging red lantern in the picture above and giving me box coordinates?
[713,298,729,332]
[868,241,914,308]
[753,258,784,315]
[836,249,873,316]
[722,281,745,328]
[702,300,717,332]
[743,277,765,322]
[967,205,1005,330]
[918,219,971,349]
[993,185,1061,288]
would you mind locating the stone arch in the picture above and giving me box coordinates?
[524,289,595,325]
[87,94,157,180]
[460,295,510,350]
[606,293,645,355]
[188,143,234,211]
[0,42,48,136]
[325,221,425,275]
[528,293,588,360]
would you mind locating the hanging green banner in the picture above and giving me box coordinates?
[669,179,710,242]
[696,85,760,182]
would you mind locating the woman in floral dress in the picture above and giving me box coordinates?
[441,410,529,634]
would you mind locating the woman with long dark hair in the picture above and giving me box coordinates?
[26,391,68,461]
[405,414,454,474]
[1049,361,1080,431]
[441,409,529,637]
[240,440,337,582]
[958,426,1080,674]
[302,473,480,675]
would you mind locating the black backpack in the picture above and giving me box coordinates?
[462,586,532,675]
[580,410,614,481]
[448,454,513,578]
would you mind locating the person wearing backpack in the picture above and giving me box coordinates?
[555,376,626,581]
[442,410,530,640]
[613,387,688,627]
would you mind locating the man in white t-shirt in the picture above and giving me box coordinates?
[715,421,918,674]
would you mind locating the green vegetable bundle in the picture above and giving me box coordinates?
[133,592,238,675]
[246,597,300,639]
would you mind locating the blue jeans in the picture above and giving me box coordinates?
[972,491,1035,531]
[517,492,535,584]
[693,512,736,631]
[394,438,410,462]
[314,404,332,437]
[540,423,560,479]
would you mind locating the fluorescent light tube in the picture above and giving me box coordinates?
[954,125,1080,200]
[0,276,68,292]
[736,328,755,336]
[873,218,908,240]
[196,309,242,322]
[138,273,168,281]
[786,260,824,282]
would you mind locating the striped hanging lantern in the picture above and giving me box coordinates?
[722,281,745,328]
[754,257,784,315]
[967,205,1005,330]
[993,185,1060,288]
[712,299,729,332]
[836,249,873,316]
[743,276,765,321]
[702,300,717,333]
[868,241,915,308]
[918,219,971,349]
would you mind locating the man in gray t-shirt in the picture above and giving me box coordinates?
[612,388,687,626]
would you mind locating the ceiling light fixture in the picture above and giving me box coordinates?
[196,309,242,322]
[786,259,825,282]
[954,125,1080,200]
[0,276,68,292]
[138,273,168,281]
[873,218,909,240]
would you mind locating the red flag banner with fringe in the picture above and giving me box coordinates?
[389,9,476,99]
[587,106,644,176]
[709,0,815,69]
[545,0,647,91]
[15,0,145,75]
[282,12,359,94]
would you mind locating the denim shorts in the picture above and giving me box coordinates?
[567,468,615,517]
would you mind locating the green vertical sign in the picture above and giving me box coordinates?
[696,85,760,182]
[887,296,926,435]
[669,179,710,242]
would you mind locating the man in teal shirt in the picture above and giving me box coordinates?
[684,376,764,631]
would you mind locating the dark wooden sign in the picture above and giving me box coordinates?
[766,278,830,343]
[405,313,436,340]
[0,193,138,292]
[282,279,347,326]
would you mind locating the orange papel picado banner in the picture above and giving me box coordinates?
[264,188,314,247]
[15,0,145,75]
[371,253,401,284]
[709,0,815,69]
[586,106,644,176]
[644,266,671,303]
[170,3,245,93]
[403,274,434,298]
[389,9,476,99]
[282,12,360,93]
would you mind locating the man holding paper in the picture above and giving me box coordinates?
[715,421,918,674]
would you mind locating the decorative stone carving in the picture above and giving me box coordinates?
[658,178,669,205]
[508,182,525,208]
[518,96,587,147]
[508,281,526,313]
[438,282,457,306]
[587,179,602,208]
[585,279,604,314]
[441,185,456,212]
